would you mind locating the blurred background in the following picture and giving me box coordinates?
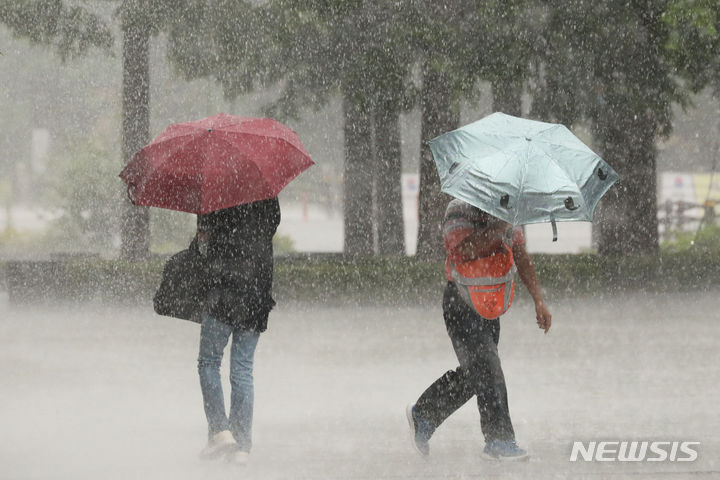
[1,1,719,260]
[1,4,720,479]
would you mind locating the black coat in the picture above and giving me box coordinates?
[192,197,280,332]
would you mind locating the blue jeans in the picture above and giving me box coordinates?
[197,314,259,452]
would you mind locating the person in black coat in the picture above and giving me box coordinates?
[194,197,280,464]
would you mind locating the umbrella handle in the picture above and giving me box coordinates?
[549,213,558,242]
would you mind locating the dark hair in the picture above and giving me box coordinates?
[470,205,495,224]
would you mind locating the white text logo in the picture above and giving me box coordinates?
[569,441,700,462]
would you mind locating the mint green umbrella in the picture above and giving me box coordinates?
[429,112,619,239]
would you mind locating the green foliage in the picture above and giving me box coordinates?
[662,0,720,91]
[534,1,681,134]
[273,255,446,304]
[0,0,113,60]
[661,222,720,252]
[273,233,296,255]
[529,0,720,255]
[116,0,181,35]
[148,209,195,254]
[38,142,122,254]
[165,1,281,101]
[3,253,720,306]
[165,1,424,118]
[0,227,25,255]
[260,1,420,119]
[534,0,718,133]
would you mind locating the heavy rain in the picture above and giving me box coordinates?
[1,1,719,479]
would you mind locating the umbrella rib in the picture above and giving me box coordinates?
[533,136,595,200]
[150,129,205,147]
[535,145,583,194]
[532,139,598,159]
[532,144,594,221]
[198,130,215,214]
[221,129,310,160]
[532,124,561,138]
[512,144,531,226]
[206,134,276,204]
[142,132,203,174]
[471,124,557,144]
[531,125,598,156]
[199,129,310,214]
[139,134,203,198]
[450,125,560,164]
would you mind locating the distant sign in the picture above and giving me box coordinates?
[401,173,419,221]
[660,172,720,205]
[402,173,419,195]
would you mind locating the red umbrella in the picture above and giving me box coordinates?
[119,113,314,214]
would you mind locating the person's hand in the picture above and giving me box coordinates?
[535,301,552,334]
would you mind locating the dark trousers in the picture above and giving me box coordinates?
[414,281,515,443]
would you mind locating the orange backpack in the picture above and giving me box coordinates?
[448,246,516,319]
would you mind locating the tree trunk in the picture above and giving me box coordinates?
[595,112,659,255]
[374,102,405,256]
[120,20,150,260]
[415,66,458,260]
[491,78,523,117]
[343,94,375,256]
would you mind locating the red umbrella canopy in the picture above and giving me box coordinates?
[119,113,314,215]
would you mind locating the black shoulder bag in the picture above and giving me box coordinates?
[153,248,206,323]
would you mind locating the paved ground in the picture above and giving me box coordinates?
[1,290,718,479]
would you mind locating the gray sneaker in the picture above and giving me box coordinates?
[482,439,529,461]
[406,403,431,457]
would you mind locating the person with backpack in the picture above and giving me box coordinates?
[406,198,552,461]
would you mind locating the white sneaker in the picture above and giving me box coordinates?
[199,430,237,460]
[225,449,249,466]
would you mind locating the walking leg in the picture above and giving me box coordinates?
[198,314,233,437]
[228,329,260,452]
[472,320,515,443]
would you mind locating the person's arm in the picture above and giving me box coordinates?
[512,242,552,333]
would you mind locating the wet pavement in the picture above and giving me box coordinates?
[1,290,718,479]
